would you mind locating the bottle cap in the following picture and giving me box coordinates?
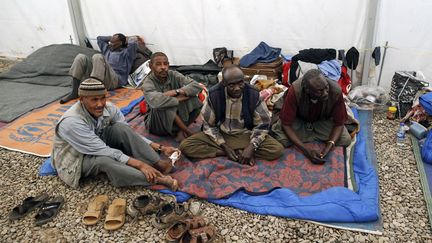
[388,106,397,112]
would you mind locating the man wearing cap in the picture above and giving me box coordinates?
[60,33,137,104]
[271,69,352,164]
[141,52,203,140]
[52,78,178,190]
[179,65,284,166]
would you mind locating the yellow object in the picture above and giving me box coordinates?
[387,106,397,120]
[388,106,397,112]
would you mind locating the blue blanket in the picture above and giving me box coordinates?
[165,109,380,223]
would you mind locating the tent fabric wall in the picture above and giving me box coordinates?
[0,0,76,57]
[1,0,431,88]
[372,0,432,88]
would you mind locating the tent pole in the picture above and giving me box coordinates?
[360,0,380,86]
[67,0,86,47]
[377,41,389,86]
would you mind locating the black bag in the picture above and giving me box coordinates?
[213,47,233,67]
[389,71,428,117]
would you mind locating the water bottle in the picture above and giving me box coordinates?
[396,122,406,147]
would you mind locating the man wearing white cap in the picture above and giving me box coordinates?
[52,78,177,190]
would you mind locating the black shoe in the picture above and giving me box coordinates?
[60,78,80,104]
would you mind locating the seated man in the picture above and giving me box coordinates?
[60,33,137,104]
[180,65,284,166]
[271,69,352,164]
[52,78,178,190]
[141,52,203,139]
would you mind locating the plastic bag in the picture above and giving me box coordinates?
[347,85,389,110]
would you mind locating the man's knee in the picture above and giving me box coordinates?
[74,53,88,62]
[92,53,104,62]
[337,130,352,147]
[108,123,133,137]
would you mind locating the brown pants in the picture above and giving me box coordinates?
[271,119,352,148]
[69,53,119,90]
[179,131,284,161]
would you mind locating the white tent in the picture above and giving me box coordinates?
[1,0,431,88]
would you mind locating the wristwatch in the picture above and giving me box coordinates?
[156,144,163,154]
[175,89,180,96]
[252,141,259,151]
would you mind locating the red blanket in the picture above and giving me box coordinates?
[126,106,346,199]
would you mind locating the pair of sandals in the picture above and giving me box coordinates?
[9,193,65,226]
[152,199,203,230]
[166,216,216,243]
[127,193,176,219]
[82,195,126,231]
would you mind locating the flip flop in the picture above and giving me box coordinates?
[104,198,126,231]
[82,195,109,226]
[34,196,65,226]
[9,193,49,220]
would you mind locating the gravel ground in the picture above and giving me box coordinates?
[0,59,431,242]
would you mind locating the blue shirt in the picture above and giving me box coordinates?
[97,36,137,86]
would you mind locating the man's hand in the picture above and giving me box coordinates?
[221,143,238,162]
[139,163,163,183]
[127,158,162,183]
[319,142,334,160]
[239,144,255,166]
[162,146,180,157]
[303,148,326,164]
[176,95,190,102]
[163,90,177,97]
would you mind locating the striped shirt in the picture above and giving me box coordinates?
[202,89,271,146]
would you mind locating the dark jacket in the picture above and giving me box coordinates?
[208,82,260,130]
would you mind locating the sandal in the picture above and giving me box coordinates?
[153,200,203,229]
[104,198,126,231]
[34,196,65,226]
[166,216,209,242]
[132,194,166,215]
[180,225,216,243]
[82,195,109,226]
[9,193,49,220]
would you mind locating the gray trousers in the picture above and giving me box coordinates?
[69,53,119,90]
[179,131,284,161]
[271,119,352,147]
[145,97,202,136]
[81,123,160,187]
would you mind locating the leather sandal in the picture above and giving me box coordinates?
[153,200,203,229]
[180,225,216,243]
[82,195,109,226]
[133,194,165,215]
[104,198,126,231]
[166,216,209,242]
[9,192,49,220]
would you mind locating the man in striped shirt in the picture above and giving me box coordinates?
[179,66,284,165]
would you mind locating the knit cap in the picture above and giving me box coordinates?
[78,78,107,96]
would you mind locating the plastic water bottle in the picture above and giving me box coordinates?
[396,122,406,147]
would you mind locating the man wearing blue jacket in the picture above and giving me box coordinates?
[60,33,137,104]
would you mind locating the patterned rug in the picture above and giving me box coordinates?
[0,88,143,157]
[126,105,349,199]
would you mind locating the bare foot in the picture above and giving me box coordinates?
[155,176,178,191]
[155,160,173,174]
